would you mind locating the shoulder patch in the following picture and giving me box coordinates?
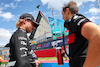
[73,15,83,22]
[77,18,86,26]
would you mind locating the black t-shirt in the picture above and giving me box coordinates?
[66,14,91,59]
[9,28,37,67]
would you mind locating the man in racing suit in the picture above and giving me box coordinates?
[8,13,40,67]
[62,1,100,67]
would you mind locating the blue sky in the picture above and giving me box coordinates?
[0,0,100,46]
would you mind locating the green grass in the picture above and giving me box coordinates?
[0,62,8,67]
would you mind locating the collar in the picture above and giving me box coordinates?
[18,28,27,33]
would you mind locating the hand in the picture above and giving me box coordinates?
[61,50,65,57]
[35,60,40,66]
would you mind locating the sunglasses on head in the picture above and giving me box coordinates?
[63,6,70,12]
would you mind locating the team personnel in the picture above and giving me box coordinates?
[8,13,40,67]
[62,1,100,67]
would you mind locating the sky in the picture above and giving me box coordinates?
[0,0,100,46]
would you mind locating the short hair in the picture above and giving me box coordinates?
[16,19,23,28]
[62,1,78,14]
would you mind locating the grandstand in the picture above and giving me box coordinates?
[0,47,10,60]
[30,10,69,47]
[30,11,69,63]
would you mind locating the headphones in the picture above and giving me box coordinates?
[64,19,71,28]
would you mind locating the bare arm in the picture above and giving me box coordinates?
[81,22,100,67]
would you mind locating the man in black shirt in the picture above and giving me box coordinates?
[62,1,100,67]
[8,13,40,67]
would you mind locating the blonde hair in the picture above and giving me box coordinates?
[16,19,23,28]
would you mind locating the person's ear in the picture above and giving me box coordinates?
[68,8,71,14]
[66,8,70,15]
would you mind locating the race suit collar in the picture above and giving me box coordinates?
[18,28,27,33]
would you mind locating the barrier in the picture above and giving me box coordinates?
[34,48,56,57]
[34,47,67,57]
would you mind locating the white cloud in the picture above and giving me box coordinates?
[43,12,52,18]
[82,5,84,8]
[15,0,25,2]
[29,11,38,19]
[89,16,100,22]
[0,3,16,21]
[0,7,3,11]
[1,3,17,21]
[90,4,94,8]
[29,0,32,1]
[4,4,10,8]
[41,0,68,10]
[41,0,96,10]
[70,0,93,6]
[9,29,16,33]
[15,0,21,1]
[4,3,17,9]
[0,42,8,47]
[0,28,12,46]
[0,28,11,41]
[10,3,17,8]
[85,7,100,15]
[0,10,2,14]
[74,0,95,6]
[0,7,15,21]
[0,12,15,21]
[89,7,100,14]
[1,3,4,5]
